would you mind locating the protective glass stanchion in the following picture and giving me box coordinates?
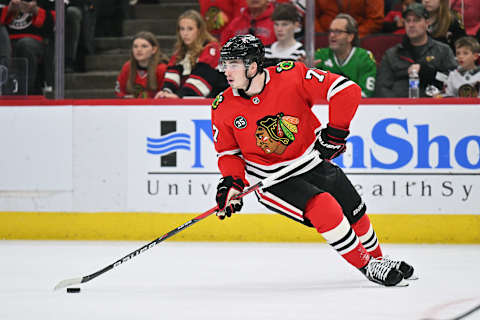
[0,57,28,98]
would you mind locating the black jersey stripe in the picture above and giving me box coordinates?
[331,78,349,91]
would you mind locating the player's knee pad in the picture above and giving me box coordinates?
[305,193,344,233]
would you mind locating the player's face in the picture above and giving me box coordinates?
[221,59,248,89]
[179,18,199,47]
[328,19,353,52]
[274,20,297,42]
[132,38,157,66]
[404,14,428,40]
[456,47,479,70]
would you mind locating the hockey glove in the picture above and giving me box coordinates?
[215,176,245,219]
[316,124,349,160]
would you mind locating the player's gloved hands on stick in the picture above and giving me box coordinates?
[216,176,245,219]
[316,124,349,160]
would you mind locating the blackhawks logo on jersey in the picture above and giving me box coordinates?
[276,61,295,73]
[133,84,148,99]
[212,93,224,110]
[255,113,299,154]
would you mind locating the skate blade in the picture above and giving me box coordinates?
[394,279,410,287]
[406,274,419,280]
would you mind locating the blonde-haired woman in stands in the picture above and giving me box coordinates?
[115,31,169,98]
[422,0,466,52]
[155,9,227,99]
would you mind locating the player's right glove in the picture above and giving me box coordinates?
[316,124,349,160]
[215,176,245,220]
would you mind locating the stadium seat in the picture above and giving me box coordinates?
[360,33,403,64]
[315,32,329,49]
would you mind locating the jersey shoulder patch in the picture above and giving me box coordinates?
[211,92,225,110]
[275,60,296,73]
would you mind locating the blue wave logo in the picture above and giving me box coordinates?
[147,132,191,155]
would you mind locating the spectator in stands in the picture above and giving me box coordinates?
[275,0,306,40]
[315,14,377,97]
[0,24,10,68]
[422,0,466,52]
[442,36,480,97]
[314,0,384,38]
[199,0,246,39]
[450,0,479,37]
[65,0,96,73]
[376,3,457,97]
[155,9,227,98]
[115,31,168,98]
[0,0,55,95]
[264,2,305,68]
[382,0,416,34]
[220,0,276,46]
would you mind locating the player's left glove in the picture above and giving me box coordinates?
[215,176,245,220]
[316,124,349,160]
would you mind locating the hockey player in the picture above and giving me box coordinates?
[211,35,415,287]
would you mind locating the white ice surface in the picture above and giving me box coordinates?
[1,241,479,320]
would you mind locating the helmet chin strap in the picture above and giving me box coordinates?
[243,63,260,92]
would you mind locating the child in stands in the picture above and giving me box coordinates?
[264,2,305,67]
[443,36,480,97]
[115,31,168,98]
[156,10,227,98]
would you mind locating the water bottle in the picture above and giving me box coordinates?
[408,69,419,98]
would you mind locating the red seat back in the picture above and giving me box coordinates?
[315,32,329,49]
[360,34,404,64]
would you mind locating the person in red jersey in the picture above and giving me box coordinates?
[155,9,227,99]
[220,0,276,46]
[198,0,246,39]
[211,35,416,287]
[115,31,168,98]
[1,0,56,94]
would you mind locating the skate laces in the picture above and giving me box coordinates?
[366,258,393,281]
[381,256,401,269]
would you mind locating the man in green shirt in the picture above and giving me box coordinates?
[315,13,377,97]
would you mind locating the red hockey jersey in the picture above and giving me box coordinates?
[211,61,361,185]
[199,0,247,38]
[0,0,56,42]
[115,61,167,98]
[162,41,226,98]
[220,2,276,46]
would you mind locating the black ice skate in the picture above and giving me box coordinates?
[360,257,406,287]
[380,256,417,280]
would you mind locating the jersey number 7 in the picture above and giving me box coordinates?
[305,69,326,83]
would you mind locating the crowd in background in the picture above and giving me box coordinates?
[0,0,479,98]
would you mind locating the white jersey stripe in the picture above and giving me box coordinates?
[217,149,242,158]
[256,190,304,219]
[164,72,180,85]
[326,77,356,101]
[243,144,321,185]
[185,77,211,96]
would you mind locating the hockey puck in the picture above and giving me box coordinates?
[66,287,81,293]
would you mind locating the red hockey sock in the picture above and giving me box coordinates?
[352,214,383,258]
[305,193,370,269]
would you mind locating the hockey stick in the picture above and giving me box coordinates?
[53,151,318,291]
